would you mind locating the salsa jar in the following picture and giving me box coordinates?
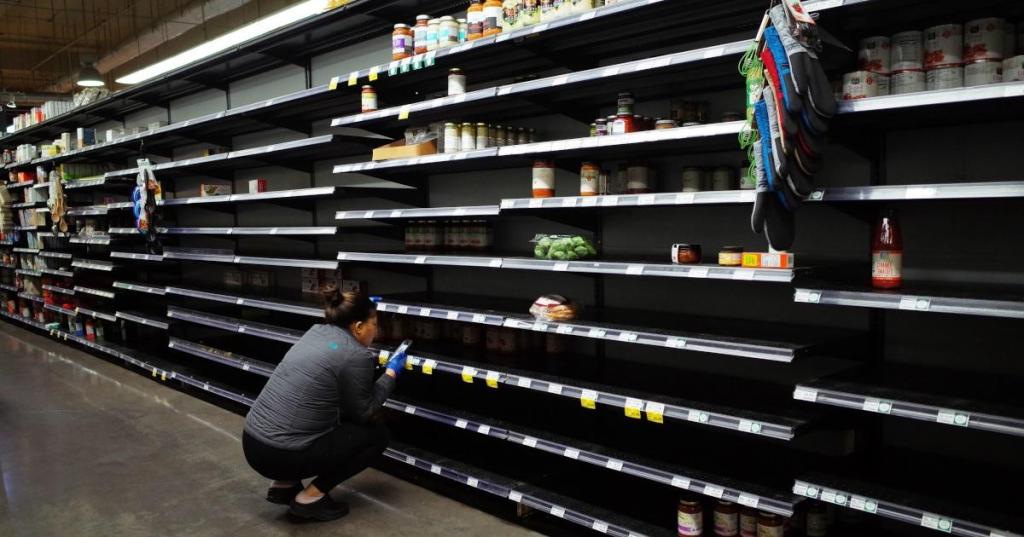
[580,162,600,196]
[678,497,704,536]
[392,24,413,60]
[532,160,556,198]
[483,0,503,36]
[360,85,377,112]
[611,113,635,135]
[467,0,484,39]
[413,15,430,54]
[672,243,701,264]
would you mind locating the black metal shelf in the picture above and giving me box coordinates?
[161,247,338,271]
[18,292,45,303]
[72,259,117,272]
[106,186,338,212]
[167,337,276,377]
[806,181,1024,203]
[113,281,167,295]
[73,286,115,299]
[384,442,674,537]
[75,306,117,323]
[109,252,165,262]
[794,366,1024,438]
[794,282,1024,319]
[109,226,337,237]
[115,310,170,330]
[164,285,321,318]
[386,396,796,516]
[42,284,75,296]
[166,306,304,344]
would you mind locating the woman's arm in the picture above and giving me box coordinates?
[339,350,396,423]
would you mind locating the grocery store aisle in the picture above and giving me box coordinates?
[0,323,541,537]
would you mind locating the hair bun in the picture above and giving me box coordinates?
[321,285,343,306]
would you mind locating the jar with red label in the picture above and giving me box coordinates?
[611,113,635,135]
[678,497,703,536]
[392,24,413,60]
[714,501,739,536]
[360,85,377,112]
[580,162,600,196]
[871,209,902,289]
[532,160,555,197]
[414,15,430,54]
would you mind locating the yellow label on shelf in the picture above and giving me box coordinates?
[328,76,340,91]
[461,366,477,383]
[378,350,389,365]
[580,389,598,409]
[624,398,643,419]
[485,371,500,389]
[347,71,359,86]
[151,369,158,377]
[161,372,167,381]
[422,359,436,375]
[369,66,379,81]
[398,105,411,120]
[645,401,665,424]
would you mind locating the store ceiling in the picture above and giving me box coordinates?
[0,0,296,105]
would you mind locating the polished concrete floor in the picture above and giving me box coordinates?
[0,323,543,537]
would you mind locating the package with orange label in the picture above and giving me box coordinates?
[742,252,794,269]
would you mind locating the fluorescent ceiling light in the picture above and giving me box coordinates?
[116,0,324,85]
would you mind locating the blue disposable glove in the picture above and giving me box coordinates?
[385,349,408,376]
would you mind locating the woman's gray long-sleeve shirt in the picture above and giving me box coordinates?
[244,324,395,450]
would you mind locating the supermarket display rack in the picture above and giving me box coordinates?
[3,0,1024,535]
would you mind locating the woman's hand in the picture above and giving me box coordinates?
[385,349,408,377]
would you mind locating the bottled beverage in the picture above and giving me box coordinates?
[871,210,903,289]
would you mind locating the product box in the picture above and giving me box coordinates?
[224,270,244,289]
[248,179,267,194]
[75,127,96,150]
[372,137,437,161]
[246,271,273,290]
[742,252,794,269]
[301,268,320,295]
[342,279,367,295]
[147,121,167,132]
[199,182,232,197]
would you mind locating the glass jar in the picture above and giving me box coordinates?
[487,124,497,147]
[448,68,467,95]
[528,128,537,143]
[617,91,635,115]
[532,160,556,198]
[443,221,459,251]
[422,221,439,252]
[757,512,784,537]
[682,167,704,192]
[516,127,529,145]
[715,501,740,537]
[718,246,744,267]
[494,125,507,147]
[438,16,459,48]
[476,123,489,148]
[740,508,759,537]
[483,0,503,36]
[611,113,635,135]
[413,15,430,55]
[467,0,484,40]
[443,122,460,153]
[672,243,701,264]
[360,85,377,112]
[457,220,473,250]
[461,123,477,151]
[625,161,651,193]
[711,167,735,191]
[678,497,704,536]
[580,162,600,196]
[457,18,468,42]
[595,118,608,135]
[392,24,413,60]
[656,119,677,130]
[427,19,440,51]
[521,0,541,26]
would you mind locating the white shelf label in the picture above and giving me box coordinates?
[522,436,538,448]
[689,267,709,278]
[455,419,468,429]
[687,410,709,423]
[553,262,569,272]
[588,328,606,338]
[732,270,756,281]
[602,66,621,77]
[905,186,938,199]
[446,311,459,320]
[592,521,609,533]
[532,321,549,332]
[547,383,563,395]
[702,46,726,59]
[664,337,687,348]
[517,377,532,389]
[556,325,573,334]
[472,314,486,323]
[564,447,580,460]
[625,264,644,275]
[397,305,409,314]
[899,296,931,311]
[849,496,867,511]
[600,196,618,207]
[561,197,579,207]
[414,256,427,265]
[637,194,656,205]
[467,477,479,488]
[794,289,822,303]
[671,476,691,489]
[738,494,759,508]
[937,409,970,427]
[550,506,565,518]
[404,406,416,415]
[921,513,953,533]
[509,491,523,503]
[421,308,432,317]
[636,56,672,71]
[833,493,849,506]
[477,425,491,436]
[617,331,638,342]
[703,484,725,499]
[551,75,569,86]
[529,198,544,208]
[430,464,442,475]
[738,420,762,434]
[862,398,893,414]
[605,459,623,471]
[794,387,819,402]
[405,455,416,465]
[821,490,837,504]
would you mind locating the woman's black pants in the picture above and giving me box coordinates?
[243,421,389,494]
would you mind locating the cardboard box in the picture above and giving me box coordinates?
[199,182,231,197]
[224,271,244,288]
[248,179,267,194]
[372,137,436,161]
[741,252,794,269]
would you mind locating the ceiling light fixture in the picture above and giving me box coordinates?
[77,63,106,87]
[6,96,15,109]
[115,0,324,86]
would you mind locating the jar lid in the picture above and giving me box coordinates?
[462,122,474,126]
[416,14,430,20]
[457,18,466,23]
[361,85,374,90]
[595,118,606,123]
[394,23,410,28]
[449,68,463,74]
[656,119,676,125]
[674,243,697,249]
[477,122,487,126]
[720,246,744,253]
[618,91,634,98]
[444,122,456,126]
[440,15,455,21]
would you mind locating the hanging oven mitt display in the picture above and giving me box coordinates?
[47,169,69,234]
[133,158,163,255]
[744,0,835,251]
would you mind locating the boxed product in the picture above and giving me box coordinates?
[245,270,273,290]
[372,136,437,161]
[199,181,231,197]
[742,252,794,269]
[301,268,320,295]
[75,128,96,150]
[248,179,267,193]
[224,270,244,288]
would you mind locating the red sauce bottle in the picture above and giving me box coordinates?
[871,209,902,289]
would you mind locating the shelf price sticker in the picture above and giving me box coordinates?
[921,513,953,533]
[644,401,665,423]
[937,409,970,427]
[430,464,442,475]
[687,410,710,423]
[605,459,624,471]
[405,356,419,370]
[580,389,598,409]
[849,496,876,512]
[738,420,763,434]
[689,267,709,278]
[793,483,816,498]
[517,377,532,389]
[446,311,460,321]
[618,331,638,342]
[547,382,563,395]
[820,490,837,504]
[398,104,412,121]
[328,76,341,90]
[703,484,725,499]
[862,398,893,414]
[550,506,565,518]
[899,296,931,311]
[794,289,822,303]
[556,325,573,335]
[671,476,691,489]
[388,61,400,76]
[592,521,609,534]
[472,314,487,323]
[477,425,491,436]
[553,262,570,272]
[664,337,687,348]
[588,328,606,338]
[624,398,644,419]
[793,387,819,402]
[347,71,359,86]
[368,65,379,81]
[564,447,580,460]
[461,366,477,383]
[467,477,479,488]
[738,494,759,509]
[485,371,500,389]
[454,419,468,429]
[508,491,523,503]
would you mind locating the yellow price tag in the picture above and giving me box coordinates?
[378,350,389,365]
[485,371,500,389]
[369,66,379,81]
[347,71,359,86]
[405,357,415,370]
[328,76,340,91]
[422,359,436,375]
[461,366,477,383]
[580,389,598,409]
[161,372,167,381]
[645,402,665,424]
[151,369,158,378]
[398,104,411,120]
[624,398,644,419]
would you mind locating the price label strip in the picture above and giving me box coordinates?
[580,389,598,409]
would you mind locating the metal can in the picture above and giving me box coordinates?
[710,167,735,191]
[858,36,891,73]
[360,85,377,112]
[580,162,600,196]
[875,73,891,96]
[926,66,964,90]
[964,17,1005,62]
[448,68,466,95]
[842,71,879,100]
[443,122,460,153]
[924,24,963,69]
[625,161,651,193]
[1003,55,1024,82]
[461,122,476,151]
[965,59,1003,86]
[682,167,704,192]
[532,160,555,198]
[475,123,489,148]
[890,69,925,94]
[891,31,923,71]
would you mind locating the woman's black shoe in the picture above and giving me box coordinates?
[266,484,303,505]
[289,494,350,521]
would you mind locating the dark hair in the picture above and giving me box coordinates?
[321,286,376,329]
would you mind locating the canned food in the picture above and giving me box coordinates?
[964,17,1005,62]
[926,66,964,90]
[891,31,924,71]
[965,60,1003,87]
[710,167,735,191]
[1004,22,1016,58]
[858,36,891,73]
[875,73,891,96]
[681,167,704,192]
[924,24,963,69]
[1003,55,1024,82]
[890,70,925,94]
[842,71,879,100]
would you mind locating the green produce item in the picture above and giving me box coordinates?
[550,250,567,260]
[586,244,597,256]
[538,237,553,248]
[574,246,589,257]
[534,245,548,258]
[571,236,586,247]
[531,233,598,260]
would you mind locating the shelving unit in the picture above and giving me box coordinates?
[3,0,1023,535]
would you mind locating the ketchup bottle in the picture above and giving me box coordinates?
[871,209,903,289]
